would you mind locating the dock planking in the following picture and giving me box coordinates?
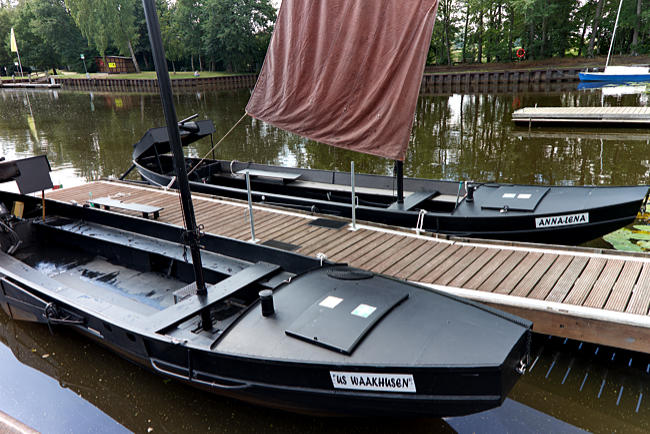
[45,180,650,354]
[512,106,650,125]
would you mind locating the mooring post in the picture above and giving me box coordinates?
[246,170,257,242]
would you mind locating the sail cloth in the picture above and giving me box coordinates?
[246,1,439,161]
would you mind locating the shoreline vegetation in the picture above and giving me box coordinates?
[2,1,650,82]
[3,54,650,83]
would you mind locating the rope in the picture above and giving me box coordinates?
[187,113,248,177]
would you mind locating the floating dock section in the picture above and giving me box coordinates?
[47,180,650,354]
[0,82,61,89]
[512,106,650,125]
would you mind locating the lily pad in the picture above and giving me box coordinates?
[603,226,650,252]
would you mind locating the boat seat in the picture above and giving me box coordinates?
[236,169,301,183]
[90,197,163,219]
[387,190,438,211]
[149,261,281,333]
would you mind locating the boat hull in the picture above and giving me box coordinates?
[579,72,650,82]
[0,190,531,418]
[135,158,649,245]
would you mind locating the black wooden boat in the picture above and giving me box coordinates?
[132,131,649,245]
[0,156,531,417]
[0,0,534,417]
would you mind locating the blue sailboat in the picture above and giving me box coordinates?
[579,0,650,82]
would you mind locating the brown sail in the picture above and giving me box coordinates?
[246,0,439,161]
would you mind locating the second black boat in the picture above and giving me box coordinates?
[132,128,649,246]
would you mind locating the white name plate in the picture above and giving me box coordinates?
[535,212,589,228]
[330,371,416,393]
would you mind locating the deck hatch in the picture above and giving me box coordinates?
[285,283,409,355]
[481,186,550,212]
[261,239,300,251]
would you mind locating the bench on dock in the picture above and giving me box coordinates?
[89,197,163,219]
[236,169,301,184]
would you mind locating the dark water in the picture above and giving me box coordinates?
[0,84,649,432]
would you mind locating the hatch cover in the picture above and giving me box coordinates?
[309,218,347,229]
[481,186,549,212]
[285,283,409,355]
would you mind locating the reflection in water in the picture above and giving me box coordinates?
[0,86,648,189]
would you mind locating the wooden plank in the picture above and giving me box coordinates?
[435,247,487,286]
[545,256,589,303]
[464,250,513,290]
[448,248,499,288]
[510,254,558,297]
[528,254,573,300]
[487,303,650,356]
[297,227,355,255]
[563,258,607,306]
[373,238,428,274]
[420,245,475,284]
[257,218,309,241]
[328,233,391,262]
[604,261,643,312]
[494,252,543,295]
[357,237,426,273]
[395,242,452,280]
[337,233,403,265]
[304,229,379,257]
[479,250,527,292]
[583,259,625,308]
[407,244,465,282]
[625,263,650,315]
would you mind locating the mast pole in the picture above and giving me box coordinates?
[395,160,404,204]
[141,0,211,329]
[606,0,624,69]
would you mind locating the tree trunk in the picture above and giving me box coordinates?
[632,0,641,55]
[508,7,514,60]
[540,0,549,58]
[588,0,605,57]
[578,9,590,56]
[127,40,141,73]
[461,1,470,63]
[51,66,58,76]
[443,0,452,65]
[477,9,484,63]
[191,54,194,71]
[199,54,203,71]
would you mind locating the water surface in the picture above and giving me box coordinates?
[0,83,649,432]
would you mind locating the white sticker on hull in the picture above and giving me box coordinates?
[330,371,416,393]
[535,212,589,228]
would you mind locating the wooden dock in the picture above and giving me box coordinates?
[46,180,650,354]
[512,106,650,125]
[0,83,61,89]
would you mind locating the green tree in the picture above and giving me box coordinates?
[201,0,275,72]
[174,0,206,71]
[0,6,13,74]
[64,0,141,72]
[10,0,87,74]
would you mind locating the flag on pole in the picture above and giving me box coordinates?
[10,28,18,53]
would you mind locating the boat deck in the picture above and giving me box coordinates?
[45,180,650,354]
[512,106,650,125]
